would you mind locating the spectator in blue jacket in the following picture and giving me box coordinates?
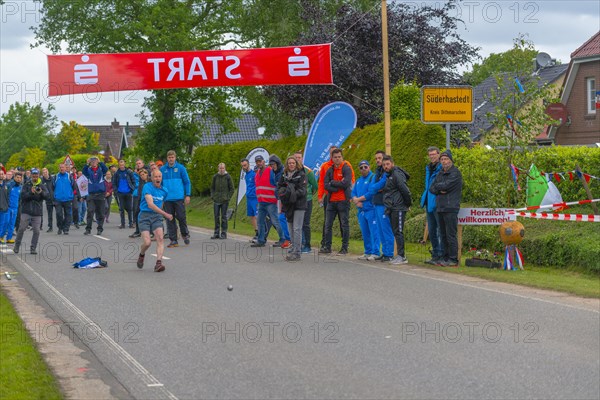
[420,146,444,265]
[160,150,192,247]
[53,163,76,235]
[1,172,23,243]
[82,157,108,236]
[0,169,9,244]
[351,160,380,261]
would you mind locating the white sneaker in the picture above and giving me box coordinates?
[357,254,369,260]
[366,255,377,261]
[389,256,408,265]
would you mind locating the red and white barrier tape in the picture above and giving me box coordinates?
[516,212,600,222]
[510,198,600,212]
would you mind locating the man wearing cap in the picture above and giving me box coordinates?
[351,160,380,260]
[82,157,108,236]
[251,154,286,248]
[429,150,463,267]
[13,168,49,254]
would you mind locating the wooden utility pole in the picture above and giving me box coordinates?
[381,0,392,155]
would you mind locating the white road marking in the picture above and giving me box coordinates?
[93,235,111,241]
[150,254,170,260]
[12,258,178,400]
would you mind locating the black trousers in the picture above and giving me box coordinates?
[71,198,79,226]
[117,192,133,226]
[132,196,141,234]
[164,200,189,241]
[302,200,313,249]
[54,200,72,232]
[213,202,228,235]
[323,200,350,250]
[388,209,407,257]
[437,211,459,263]
[86,192,106,232]
[46,200,54,229]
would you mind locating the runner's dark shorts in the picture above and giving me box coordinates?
[138,211,164,233]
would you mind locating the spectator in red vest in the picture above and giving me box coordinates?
[250,155,288,248]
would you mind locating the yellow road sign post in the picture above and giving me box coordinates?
[421,85,473,149]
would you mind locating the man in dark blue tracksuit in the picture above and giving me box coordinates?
[82,157,108,235]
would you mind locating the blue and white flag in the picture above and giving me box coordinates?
[303,101,357,176]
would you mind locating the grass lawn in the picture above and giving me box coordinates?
[0,291,63,400]
[183,196,600,298]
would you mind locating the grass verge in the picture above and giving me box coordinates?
[0,290,63,399]
[184,196,600,298]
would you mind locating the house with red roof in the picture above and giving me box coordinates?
[544,31,600,145]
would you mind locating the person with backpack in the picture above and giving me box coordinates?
[53,163,76,235]
[351,160,380,261]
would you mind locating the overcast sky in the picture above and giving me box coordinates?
[1,0,598,128]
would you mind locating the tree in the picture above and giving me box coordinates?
[0,102,56,163]
[463,46,539,86]
[6,147,47,170]
[52,121,100,156]
[390,80,421,121]
[259,1,479,127]
[482,36,561,206]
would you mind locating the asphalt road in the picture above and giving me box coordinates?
[1,213,599,399]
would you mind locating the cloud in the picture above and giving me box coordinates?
[0,2,42,50]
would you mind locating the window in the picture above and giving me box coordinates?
[587,77,596,114]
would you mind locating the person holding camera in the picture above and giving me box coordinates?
[14,168,49,254]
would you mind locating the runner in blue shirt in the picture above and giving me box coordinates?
[136,170,173,272]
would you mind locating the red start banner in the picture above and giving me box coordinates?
[47,44,333,96]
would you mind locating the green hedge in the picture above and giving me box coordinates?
[189,120,446,199]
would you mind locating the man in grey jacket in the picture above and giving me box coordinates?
[429,150,463,267]
[382,155,412,265]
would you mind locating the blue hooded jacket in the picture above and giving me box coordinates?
[420,162,442,213]
[160,162,191,201]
